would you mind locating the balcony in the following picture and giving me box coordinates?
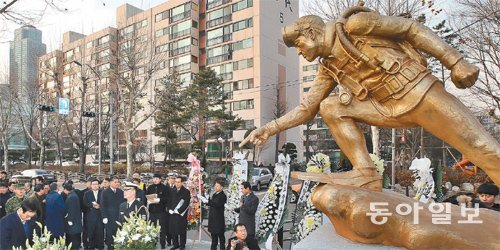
[207,0,231,10]
[169,45,191,57]
[171,62,191,72]
[169,11,191,23]
[206,15,232,29]
[169,29,191,40]
[207,34,232,47]
[206,54,232,65]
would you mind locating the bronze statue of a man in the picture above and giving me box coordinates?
[240,7,499,190]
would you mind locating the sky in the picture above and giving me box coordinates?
[0,0,167,70]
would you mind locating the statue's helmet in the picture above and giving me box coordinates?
[282,15,325,48]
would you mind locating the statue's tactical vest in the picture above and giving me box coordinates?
[320,28,436,117]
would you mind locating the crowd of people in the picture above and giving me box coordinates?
[0,170,263,250]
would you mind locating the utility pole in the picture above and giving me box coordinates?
[109,90,114,175]
[98,80,102,175]
[391,128,396,189]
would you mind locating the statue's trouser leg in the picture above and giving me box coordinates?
[410,83,500,185]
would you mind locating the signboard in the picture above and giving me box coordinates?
[58,98,70,115]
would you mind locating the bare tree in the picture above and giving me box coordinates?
[452,0,499,115]
[302,0,428,20]
[0,74,14,171]
[0,0,68,26]
[115,20,169,177]
[62,64,100,173]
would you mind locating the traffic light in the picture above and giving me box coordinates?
[82,111,97,117]
[37,104,55,112]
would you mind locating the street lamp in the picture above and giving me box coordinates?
[217,137,223,167]
[72,61,102,175]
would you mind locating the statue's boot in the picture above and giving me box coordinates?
[291,168,382,191]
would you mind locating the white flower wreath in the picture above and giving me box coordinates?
[255,153,291,243]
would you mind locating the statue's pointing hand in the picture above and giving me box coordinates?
[451,59,479,89]
[239,127,270,148]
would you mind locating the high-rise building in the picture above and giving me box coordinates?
[9,25,46,151]
[39,0,301,165]
[10,25,47,98]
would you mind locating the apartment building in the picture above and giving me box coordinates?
[38,28,117,161]
[299,57,341,162]
[39,0,300,165]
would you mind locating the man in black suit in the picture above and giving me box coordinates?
[168,176,190,250]
[0,199,37,249]
[146,173,168,249]
[64,184,83,249]
[234,182,259,239]
[119,181,147,223]
[165,174,177,246]
[83,178,104,249]
[101,176,124,250]
[80,179,91,249]
[200,179,227,250]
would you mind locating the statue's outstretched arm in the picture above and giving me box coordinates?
[345,12,478,88]
[345,12,461,69]
[240,72,336,147]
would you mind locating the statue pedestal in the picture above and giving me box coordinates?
[293,215,402,250]
[310,184,500,249]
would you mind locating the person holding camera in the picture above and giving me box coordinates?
[226,223,260,250]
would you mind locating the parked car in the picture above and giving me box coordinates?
[10,169,57,184]
[87,161,99,167]
[250,168,273,191]
[62,161,77,167]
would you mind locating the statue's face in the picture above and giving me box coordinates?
[295,34,321,62]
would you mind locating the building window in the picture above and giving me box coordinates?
[169,37,192,57]
[210,62,233,80]
[232,0,253,12]
[303,87,310,92]
[207,6,232,28]
[155,27,168,38]
[233,38,252,51]
[237,119,254,130]
[232,17,253,32]
[207,0,231,9]
[206,43,232,65]
[233,58,253,70]
[303,64,319,71]
[155,10,168,22]
[156,43,168,54]
[169,54,191,72]
[233,78,253,90]
[135,19,148,29]
[169,2,192,23]
[169,20,194,39]
[233,99,254,111]
[303,75,315,82]
[64,50,74,62]
[119,25,134,39]
[207,25,232,46]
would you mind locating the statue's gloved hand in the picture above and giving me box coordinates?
[239,127,271,147]
[450,60,479,89]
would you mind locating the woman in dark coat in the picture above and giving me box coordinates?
[207,179,227,250]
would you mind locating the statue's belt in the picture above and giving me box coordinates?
[320,59,435,117]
